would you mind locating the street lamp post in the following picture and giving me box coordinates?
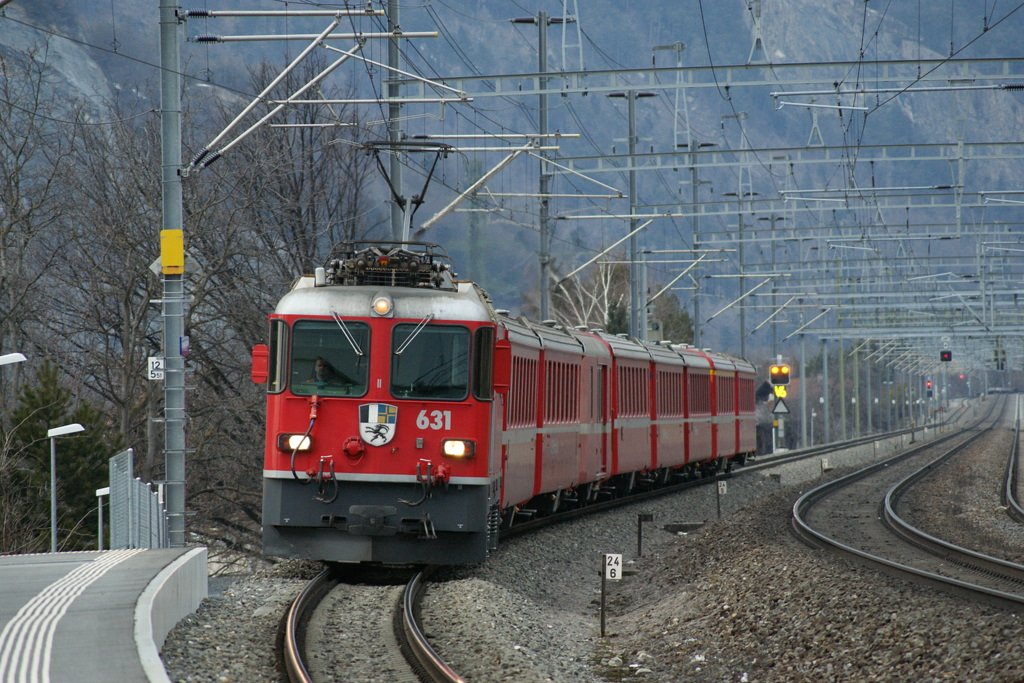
[0,354,26,414]
[0,353,27,366]
[47,423,85,553]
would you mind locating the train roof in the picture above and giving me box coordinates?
[672,346,756,375]
[711,355,739,372]
[590,331,655,362]
[271,242,498,322]
[645,340,687,367]
[498,316,593,357]
[669,343,713,370]
[275,279,494,322]
[722,354,756,374]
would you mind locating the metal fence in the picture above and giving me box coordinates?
[108,448,168,549]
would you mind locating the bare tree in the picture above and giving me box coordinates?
[228,56,381,285]
[551,259,630,330]
[551,258,693,341]
[37,94,169,481]
[3,46,382,552]
[155,57,381,542]
[51,91,268,534]
[0,45,86,552]
[0,45,76,416]
[0,419,48,552]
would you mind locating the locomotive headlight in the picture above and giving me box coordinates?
[277,434,312,451]
[371,294,393,317]
[442,439,475,458]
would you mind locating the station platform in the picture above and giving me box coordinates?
[0,546,207,683]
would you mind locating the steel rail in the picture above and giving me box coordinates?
[278,404,974,681]
[1003,395,1024,523]
[792,397,1024,611]
[399,569,465,683]
[882,412,1024,601]
[281,568,336,683]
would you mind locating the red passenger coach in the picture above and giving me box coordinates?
[679,345,714,465]
[708,353,757,465]
[252,243,757,566]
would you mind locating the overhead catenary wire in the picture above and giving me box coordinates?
[7,1,1023,350]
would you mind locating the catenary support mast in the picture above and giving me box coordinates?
[388,0,404,241]
[159,0,186,547]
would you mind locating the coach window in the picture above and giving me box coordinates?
[391,324,469,400]
[290,320,370,397]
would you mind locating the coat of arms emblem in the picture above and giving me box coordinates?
[359,403,398,445]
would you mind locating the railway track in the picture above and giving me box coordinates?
[280,566,464,683]
[793,394,1024,611]
[272,437,852,682]
[276,405,978,681]
[1003,396,1024,523]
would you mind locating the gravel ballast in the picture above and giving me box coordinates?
[161,414,1024,681]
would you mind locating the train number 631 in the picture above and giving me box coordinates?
[416,409,452,430]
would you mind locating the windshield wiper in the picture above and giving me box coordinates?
[330,310,364,356]
[394,314,434,355]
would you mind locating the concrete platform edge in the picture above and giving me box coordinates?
[134,547,209,683]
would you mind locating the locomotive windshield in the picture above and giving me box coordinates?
[290,320,369,396]
[391,324,469,400]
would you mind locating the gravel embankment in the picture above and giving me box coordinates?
[902,405,1024,563]
[160,560,320,682]
[161,413,1024,682]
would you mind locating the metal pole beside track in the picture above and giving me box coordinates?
[600,557,607,637]
[50,436,57,553]
[159,0,187,548]
[388,0,403,241]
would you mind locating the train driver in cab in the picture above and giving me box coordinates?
[309,356,344,387]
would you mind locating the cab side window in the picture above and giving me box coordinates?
[472,327,494,400]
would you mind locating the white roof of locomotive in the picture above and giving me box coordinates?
[275,279,494,322]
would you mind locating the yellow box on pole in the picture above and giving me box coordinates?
[160,229,185,274]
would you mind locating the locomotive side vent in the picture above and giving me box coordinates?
[322,242,456,290]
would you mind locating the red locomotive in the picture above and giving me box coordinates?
[251,243,756,565]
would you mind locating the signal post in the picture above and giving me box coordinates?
[769,359,791,452]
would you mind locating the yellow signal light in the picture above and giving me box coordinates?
[769,364,791,385]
